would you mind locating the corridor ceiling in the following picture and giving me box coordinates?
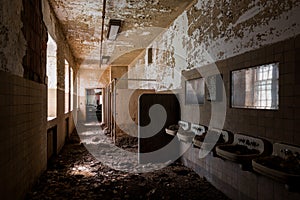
[48,0,195,69]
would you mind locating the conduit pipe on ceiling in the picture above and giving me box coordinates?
[99,0,106,68]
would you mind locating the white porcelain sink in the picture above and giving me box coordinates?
[193,128,232,150]
[177,123,206,143]
[216,133,271,169]
[165,124,179,136]
[252,143,300,188]
[177,131,196,143]
[165,120,189,136]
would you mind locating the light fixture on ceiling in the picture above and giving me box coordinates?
[107,19,122,40]
[101,56,110,64]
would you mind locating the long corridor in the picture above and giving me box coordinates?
[26,126,229,200]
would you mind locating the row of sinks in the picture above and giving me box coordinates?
[165,121,300,190]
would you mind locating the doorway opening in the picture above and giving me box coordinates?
[86,88,103,123]
[47,126,57,165]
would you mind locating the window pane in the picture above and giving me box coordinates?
[47,34,57,120]
[231,62,279,110]
[65,60,69,114]
[70,67,73,111]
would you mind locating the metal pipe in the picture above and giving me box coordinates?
[99,0,106,68]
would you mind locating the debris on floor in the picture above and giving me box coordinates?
[26,129,230,200]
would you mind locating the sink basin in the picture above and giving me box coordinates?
[193,129,233,158]
[252,143,300,187]
[177,123,206,143]
[217,144,261,162]
[165,124,179,136]
[216,133,271,169]
[165,120,189,136]
[193,129,232,150]
[177,131,195,143]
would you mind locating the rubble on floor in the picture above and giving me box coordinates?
[26,130,230,200]
[115,135,138,152]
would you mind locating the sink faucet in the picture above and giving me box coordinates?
[280,149,293,156]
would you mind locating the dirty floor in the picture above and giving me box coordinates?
[26,127,230,200]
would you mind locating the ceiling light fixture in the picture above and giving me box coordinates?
[101,56,110,64]
[107,19,122,40]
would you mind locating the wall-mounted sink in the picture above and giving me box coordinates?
[190,123,206,135]
[177,131,196,143]
[178,120,190,131]
[252,143,300,191]
[216,133,271,170]
[165,124,179,136]
[193,129,230,148]
[193,129,233,156]
[165,120,189,136]
[177,123,206,143]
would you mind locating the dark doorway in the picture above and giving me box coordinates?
[86,88,103,122]
[47,126,57,163]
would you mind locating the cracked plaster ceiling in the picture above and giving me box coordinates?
[48,0,195,69]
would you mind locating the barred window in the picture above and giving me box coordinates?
[254,63,279,109]
[232,63,279,110]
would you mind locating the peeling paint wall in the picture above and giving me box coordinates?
[0,0,26,76]
[129,0,300,90]
[185,0,300,68]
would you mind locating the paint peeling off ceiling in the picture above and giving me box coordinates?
[48,0,195,69]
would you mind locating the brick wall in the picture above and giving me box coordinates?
[0,71,47,199]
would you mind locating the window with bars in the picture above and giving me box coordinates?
[254,63,279,109]
[231,62,279,110]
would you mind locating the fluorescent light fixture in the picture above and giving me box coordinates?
[107,19,122,40]
[101,56,110,64]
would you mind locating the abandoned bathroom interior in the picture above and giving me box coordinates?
[1,0,300,199]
